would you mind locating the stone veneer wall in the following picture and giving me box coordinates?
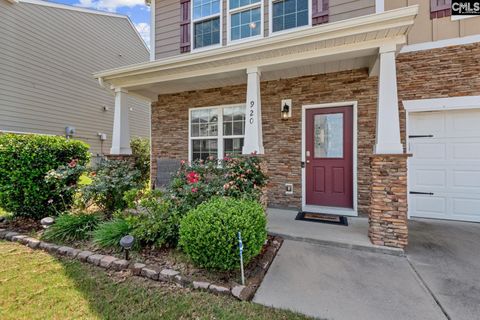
[396,42,480,128]
[368,154,409,248]
[151,69,378,214]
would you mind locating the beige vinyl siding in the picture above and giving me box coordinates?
[155,0,180,59]
[329,0,375,23]
[385,0,480,45]
[0,0,150,155]
[154,0,375,58]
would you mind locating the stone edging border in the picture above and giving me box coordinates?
[0,228,280,301]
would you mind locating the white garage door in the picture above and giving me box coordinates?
[408,109,480,222]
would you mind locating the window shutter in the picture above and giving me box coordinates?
[312,0,329,26]
[430,0,451,19]
[180,0,191,53]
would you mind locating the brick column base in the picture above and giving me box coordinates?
[369,154,410,249]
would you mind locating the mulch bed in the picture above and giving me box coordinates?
[0,217,283,300]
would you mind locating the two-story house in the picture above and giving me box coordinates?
[94,0,480,249]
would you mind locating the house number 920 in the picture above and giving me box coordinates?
[249,100,255,124]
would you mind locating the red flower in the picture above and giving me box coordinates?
[191,187,198,193]
[186,171,200,184]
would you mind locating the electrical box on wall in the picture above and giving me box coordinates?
[285,183,293,195]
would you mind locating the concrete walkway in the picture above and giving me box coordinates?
[254,240,446,320]
[267,208,403,256]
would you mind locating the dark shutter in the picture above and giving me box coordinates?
[430,0,451,19]
[180,0,191,53]
[312,0,329,26]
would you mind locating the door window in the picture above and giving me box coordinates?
[314,113,343,158]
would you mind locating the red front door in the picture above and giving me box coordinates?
[305,106,353,208]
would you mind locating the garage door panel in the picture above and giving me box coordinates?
[413,169,446,188]
[410,142,446,160]
[409,109,480,222]
[410,112,446,137]
[450,109,480,138]
[452,142,480,160]
[453,170,480,189]
[411,195,447,217]
[452,198,480,217]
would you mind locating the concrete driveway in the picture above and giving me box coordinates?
[254,240,445,320]
[407,219,480,320]
[254,218,480,320]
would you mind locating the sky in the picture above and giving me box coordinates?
[48,0,151,47]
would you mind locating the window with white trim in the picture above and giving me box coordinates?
[190,105,245,161]
[271,0,309,33]
[192,0,221,49]
[229,0,262,42]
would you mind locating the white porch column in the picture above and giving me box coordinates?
[242,67,264,154]
[110,88,132,155]
[374,45,403,154]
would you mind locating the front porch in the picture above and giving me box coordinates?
[267,208,404,255]
[94,6,419,249]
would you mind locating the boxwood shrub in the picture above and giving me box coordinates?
[0,133,90,219]
[179,197,267,270]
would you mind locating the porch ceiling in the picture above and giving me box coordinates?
[94,5,419,101]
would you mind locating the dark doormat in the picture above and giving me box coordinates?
[295,211,349,226]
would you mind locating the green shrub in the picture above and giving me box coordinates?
[81,160,142,215]
[130,137,150,184]
[42,213,100,243]
[92,218,132,249]
[0,134,90,219]
[179,197,267,270]
[124,189,181,248]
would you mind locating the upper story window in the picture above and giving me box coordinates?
[271,0,309,33]
[192,0,221,49]
[228,0,263,42]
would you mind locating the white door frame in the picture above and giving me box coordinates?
[403,95,480,220]
[301,101,358,216]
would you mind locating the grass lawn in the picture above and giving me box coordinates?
[0,241,309,320]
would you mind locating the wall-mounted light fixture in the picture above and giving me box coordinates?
[281,99,292,120]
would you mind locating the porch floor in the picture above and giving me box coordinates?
[266,208,404,256]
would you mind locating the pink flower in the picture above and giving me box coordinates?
[191,187,198,193]
[223,183,230,190]
[180,160,186,165]
[68,159,78,168]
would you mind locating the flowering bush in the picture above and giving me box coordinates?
[81,160,143,215]
[168,155,267,216]
[0,133,89,219]
[44,159,86,214]
[123,189,181,248]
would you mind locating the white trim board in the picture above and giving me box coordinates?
[403,95,480,112]
[301,101,358,217]
[400,34,480,53]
